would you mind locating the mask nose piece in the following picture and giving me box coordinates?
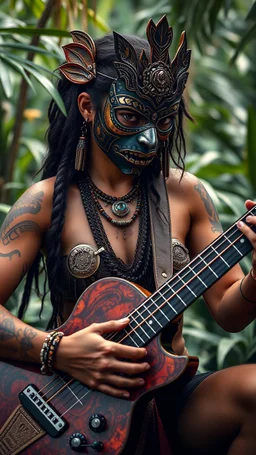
[137,128,158,150]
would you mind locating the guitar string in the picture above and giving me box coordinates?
[56,220,255,417]
[36,209,255,415]
[105,211,256,345]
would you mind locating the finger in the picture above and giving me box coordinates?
[89,318,130,335]
[245,200,256,211]
[105,373,145,389]
[245,215,256,225]
[97,383,130,398]
[110,342,147,360]
[237,221,256,248]
[110,360,150,375]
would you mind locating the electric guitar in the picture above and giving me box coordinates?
[0,206,255,455]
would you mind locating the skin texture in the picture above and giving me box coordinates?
[0,91,256,453]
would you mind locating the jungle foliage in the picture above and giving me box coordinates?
[0,0,255,371]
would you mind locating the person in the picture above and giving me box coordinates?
[0,14,256,455]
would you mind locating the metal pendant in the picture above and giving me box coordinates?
[67,244,104,278]
[112,200,130,217]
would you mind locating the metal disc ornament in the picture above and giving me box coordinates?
[112,200,130,217]
[67,244,104,278]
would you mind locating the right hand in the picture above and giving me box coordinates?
[54,318,150,398]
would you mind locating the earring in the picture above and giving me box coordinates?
[75,119,89,171]
[162,139,170,178]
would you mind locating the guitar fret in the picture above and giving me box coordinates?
[144,300,163,329]
[124,328,140,347]
[188,265,208,288]
[156,291,170,320]
[210,245,230,267]
[198,254,219,278]
[130,313,151,340]
[176,274,197,297]
[225,233,243,256]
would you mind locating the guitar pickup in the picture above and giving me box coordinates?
[19,384,68,437]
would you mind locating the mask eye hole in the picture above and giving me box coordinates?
[157,115,174,131]
[116,109,147,127]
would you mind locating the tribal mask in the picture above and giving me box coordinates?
[59,16,191,175]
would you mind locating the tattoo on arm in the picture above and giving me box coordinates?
[194,181,222,233]
[1,221,40,246]
[0,316,37,360]
[0,250,21,260]
[0,191,44,239]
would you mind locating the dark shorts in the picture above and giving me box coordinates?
[156,371,214,431]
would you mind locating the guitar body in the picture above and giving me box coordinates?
[0,277,198,455]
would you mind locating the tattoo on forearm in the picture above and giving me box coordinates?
[1,220,40,245]
[0,250,21,260]
[0,318,16,341]
[0,316,37,359]
[194,181,222,233]
[0,191,44,238]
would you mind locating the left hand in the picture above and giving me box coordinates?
[237,200,256,273]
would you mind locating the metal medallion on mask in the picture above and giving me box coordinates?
[93,78,180,175]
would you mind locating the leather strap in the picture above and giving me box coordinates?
[148,173,173,288]
[0,404,45,455]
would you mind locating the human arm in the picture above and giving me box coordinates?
[0,181,149,397]
[171,173,256,332]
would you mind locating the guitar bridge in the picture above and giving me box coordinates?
[19,384,68,437]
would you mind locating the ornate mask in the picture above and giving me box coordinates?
[59,16,191,175]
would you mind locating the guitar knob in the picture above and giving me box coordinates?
[69,432,87,451]
[89,414,106,433]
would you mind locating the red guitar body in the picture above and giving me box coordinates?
[0,277,198,455]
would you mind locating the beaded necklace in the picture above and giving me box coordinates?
[78,176,153,286]
[84,172,141,226]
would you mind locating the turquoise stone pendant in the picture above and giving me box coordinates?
[112,200,130,217]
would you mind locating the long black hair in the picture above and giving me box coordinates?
[18,33,192,329]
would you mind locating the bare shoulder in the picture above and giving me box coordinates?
[1,177,56,234]
[166,168,199,201]
[166,169,222,234]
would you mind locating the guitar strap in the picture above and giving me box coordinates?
[148,172,173,288]
[132,173,174,455]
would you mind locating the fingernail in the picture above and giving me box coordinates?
[138,378,145,385]
[237,221,244,228]
[145,363,150,370]
[246,216,252,222]
[123,392,130,398]
[119,317,129,323]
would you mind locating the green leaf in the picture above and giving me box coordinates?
[0,203,11,213]
[0,53,35,92]
[217,336,247,369]
[230,23,256,64]
[0,56,13,97]
[0,27,71,37]
[183,327,221,345]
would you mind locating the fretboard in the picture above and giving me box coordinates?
[116,206,256,348]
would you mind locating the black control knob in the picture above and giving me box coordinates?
[89,414,107,433]
[69,432,87,451]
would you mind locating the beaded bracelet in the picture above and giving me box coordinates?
[40,331,64,375]
[239,276,256,304]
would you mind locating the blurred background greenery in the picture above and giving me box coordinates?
[0,0,256,371]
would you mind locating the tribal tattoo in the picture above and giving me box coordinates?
[0,314,37,360]
[0,250,21,260]
[1,220,40,245]
[194,180,222,233]
[0,191,44,238]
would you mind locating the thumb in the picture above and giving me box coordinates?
[90,318,130,335]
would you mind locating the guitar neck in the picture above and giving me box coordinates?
[119,206,256,348]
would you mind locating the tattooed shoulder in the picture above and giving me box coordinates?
[194,180,222,233]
